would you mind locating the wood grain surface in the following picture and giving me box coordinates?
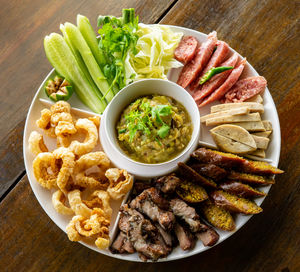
[0,0,299,271]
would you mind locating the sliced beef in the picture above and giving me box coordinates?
[196,227,219,246]
[198,58,246,107]
[155,223,173,247]
[190,40,229,90]
[177,31,217,88]
[177,162,217,188]
[170,198,208,232]
[110,232,127,254]
[155,173,181,194]
[174,223,195,250]
[130,188,175,231]
[119,204,170,261]
[174,36,198,64]
[193,53,239,102]
[190,163,227,182]
[133,180,153,195]
[223,76,267,103]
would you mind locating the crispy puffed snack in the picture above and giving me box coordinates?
[69,118,98,156]
[51,111,73,127]
[53,147,75,194]
[88,115,101,128]
[36,109,56,137]
[33,152,59,189]
[68,190,92,218]
[50,100,71,114]
[105,168,133,200]
[28,131,48,155]
[55,121,77,147]
[52,190,74,215]
[74,152,111,189]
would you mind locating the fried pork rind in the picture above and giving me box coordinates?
[69,118,98,156]
[52,190,74,215]
[53,147,75,193]
[33,152,58,189]
[51,111,73,127]
[105,168,133,200]
[83,190,112,219]
[66,208,110,249]
[55,121,77,147]
[36,109,56,137]
[88,115,100,129]
[28,131,48,155]
[74,152,111,189]
[68,190,92,218]
[50,100,71,114]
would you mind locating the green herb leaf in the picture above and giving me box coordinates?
[157,123,170,138]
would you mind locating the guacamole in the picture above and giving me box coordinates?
[116,95,192,164]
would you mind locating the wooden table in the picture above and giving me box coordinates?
[1,0,299,271]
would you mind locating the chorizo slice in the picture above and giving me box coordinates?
[219,181,266,198]
[210,190,262,214]
[174,36,198,64]
[190,40,229,90]
[178,162,217,188]
[177,31,217,88]
[200,199,235,231]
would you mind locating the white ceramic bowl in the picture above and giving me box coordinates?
[100,78,201,179]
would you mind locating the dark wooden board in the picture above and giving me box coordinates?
[0,0,176,198]
[1,0,300,271]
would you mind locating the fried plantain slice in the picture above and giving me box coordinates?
[200,200,235,231]
[227,171,274,185]
[210,190,263,214]
[176,180,208,203]
[219,181,266,198]
[178,162,217,188]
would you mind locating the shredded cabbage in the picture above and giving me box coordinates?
[124,23,183,84]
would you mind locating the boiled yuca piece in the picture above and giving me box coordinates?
[201,107,249,123]
[231,121,265,132]
[245,94,263,104]
[262,120,273,131]
[211,132,256,154]
[211,102,264,113]
[210,124,256,148]
[252,135,270,149]
[251,131,272,137]
[206,112,261,126]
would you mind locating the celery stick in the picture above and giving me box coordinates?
[44,33,106,113]
[77,15,119,94]
[63,22,114,102]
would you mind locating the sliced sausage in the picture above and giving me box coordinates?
[223,76,267,103]
[198,58,246,107]
[174,36,198,64]
[190,40,229,90]
[190,163,228,181]
[177,31,217,88]
[193,53,239,102]
[210,190,263,214]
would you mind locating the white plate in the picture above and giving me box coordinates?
[23,25,281,262]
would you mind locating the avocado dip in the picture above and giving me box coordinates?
[116,95,193,164]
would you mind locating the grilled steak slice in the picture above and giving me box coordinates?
[130,188,175,231]
[190,163,227,181]
[155,223,173,247]
[174,222,195,250]
[196,227,219,246]
[119,205,170,261]
[170,198,208,232]
[155,173,181,194]
[134,180,153,195]
[110,232,127,254]
[178,162,217,188]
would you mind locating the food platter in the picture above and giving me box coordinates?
[23,25,281,262]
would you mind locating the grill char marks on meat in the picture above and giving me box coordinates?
[170,198,208,233]
[119,204,170,261]
[178,162,217,188]
[174,222,195,250]
[130,188,175,231]
[196,227,219,247]
[110,231,135,254]
[155,173,181,194]
[190,163,227,182]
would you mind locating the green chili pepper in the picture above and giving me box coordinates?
[45,76,73,102]
[199,66,234,85]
